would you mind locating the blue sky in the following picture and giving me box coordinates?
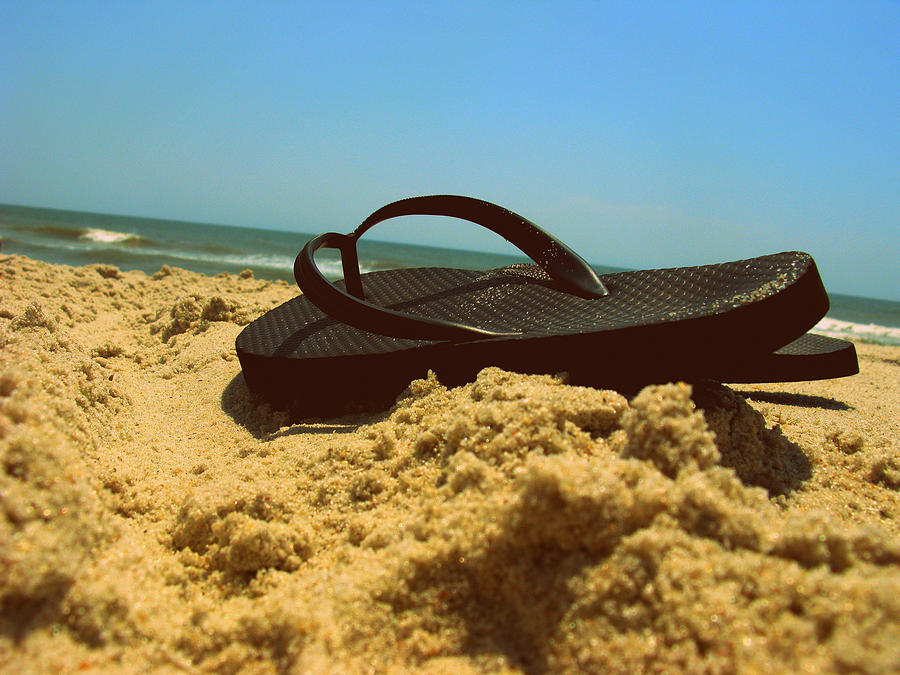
[2,1,898,300]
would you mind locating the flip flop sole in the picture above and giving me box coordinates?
[714,333,858,383]
[235,331,856,416]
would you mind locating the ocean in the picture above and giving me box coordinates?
[2,203,899,346]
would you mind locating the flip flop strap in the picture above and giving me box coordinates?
[294,195,608,341]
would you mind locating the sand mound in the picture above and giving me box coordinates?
[1,255,898,673]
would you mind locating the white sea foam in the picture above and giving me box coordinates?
[151,250,372,280]
[213,253,373,279]
[219,253,295,271]
[814,317,900,346]
[155,249,294,272]
[79,228,140,244]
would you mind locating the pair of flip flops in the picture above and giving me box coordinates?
[236,196,858,416]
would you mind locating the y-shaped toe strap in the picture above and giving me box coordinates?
[294,195,607,341]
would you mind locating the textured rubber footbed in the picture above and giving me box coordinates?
[237,252,821,361]
[773,332,852,357]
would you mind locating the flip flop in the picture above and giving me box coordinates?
[236,196,836,415]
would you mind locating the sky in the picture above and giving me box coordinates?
[1,1,898,300]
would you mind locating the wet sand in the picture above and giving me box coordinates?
[1,255,898,673]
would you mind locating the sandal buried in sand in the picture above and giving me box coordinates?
[236,196,856,415]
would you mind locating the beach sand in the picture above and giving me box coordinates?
[1,255,898,674]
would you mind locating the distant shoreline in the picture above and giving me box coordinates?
[2,202,899,344]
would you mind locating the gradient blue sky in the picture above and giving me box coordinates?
[2,1,898,300]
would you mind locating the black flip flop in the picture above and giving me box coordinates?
[236,196,839,415]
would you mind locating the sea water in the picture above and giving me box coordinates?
[2,203,898,346]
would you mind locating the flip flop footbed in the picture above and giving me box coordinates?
[239,253,824,358]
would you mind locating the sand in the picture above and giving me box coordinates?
[1,254,898,674]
